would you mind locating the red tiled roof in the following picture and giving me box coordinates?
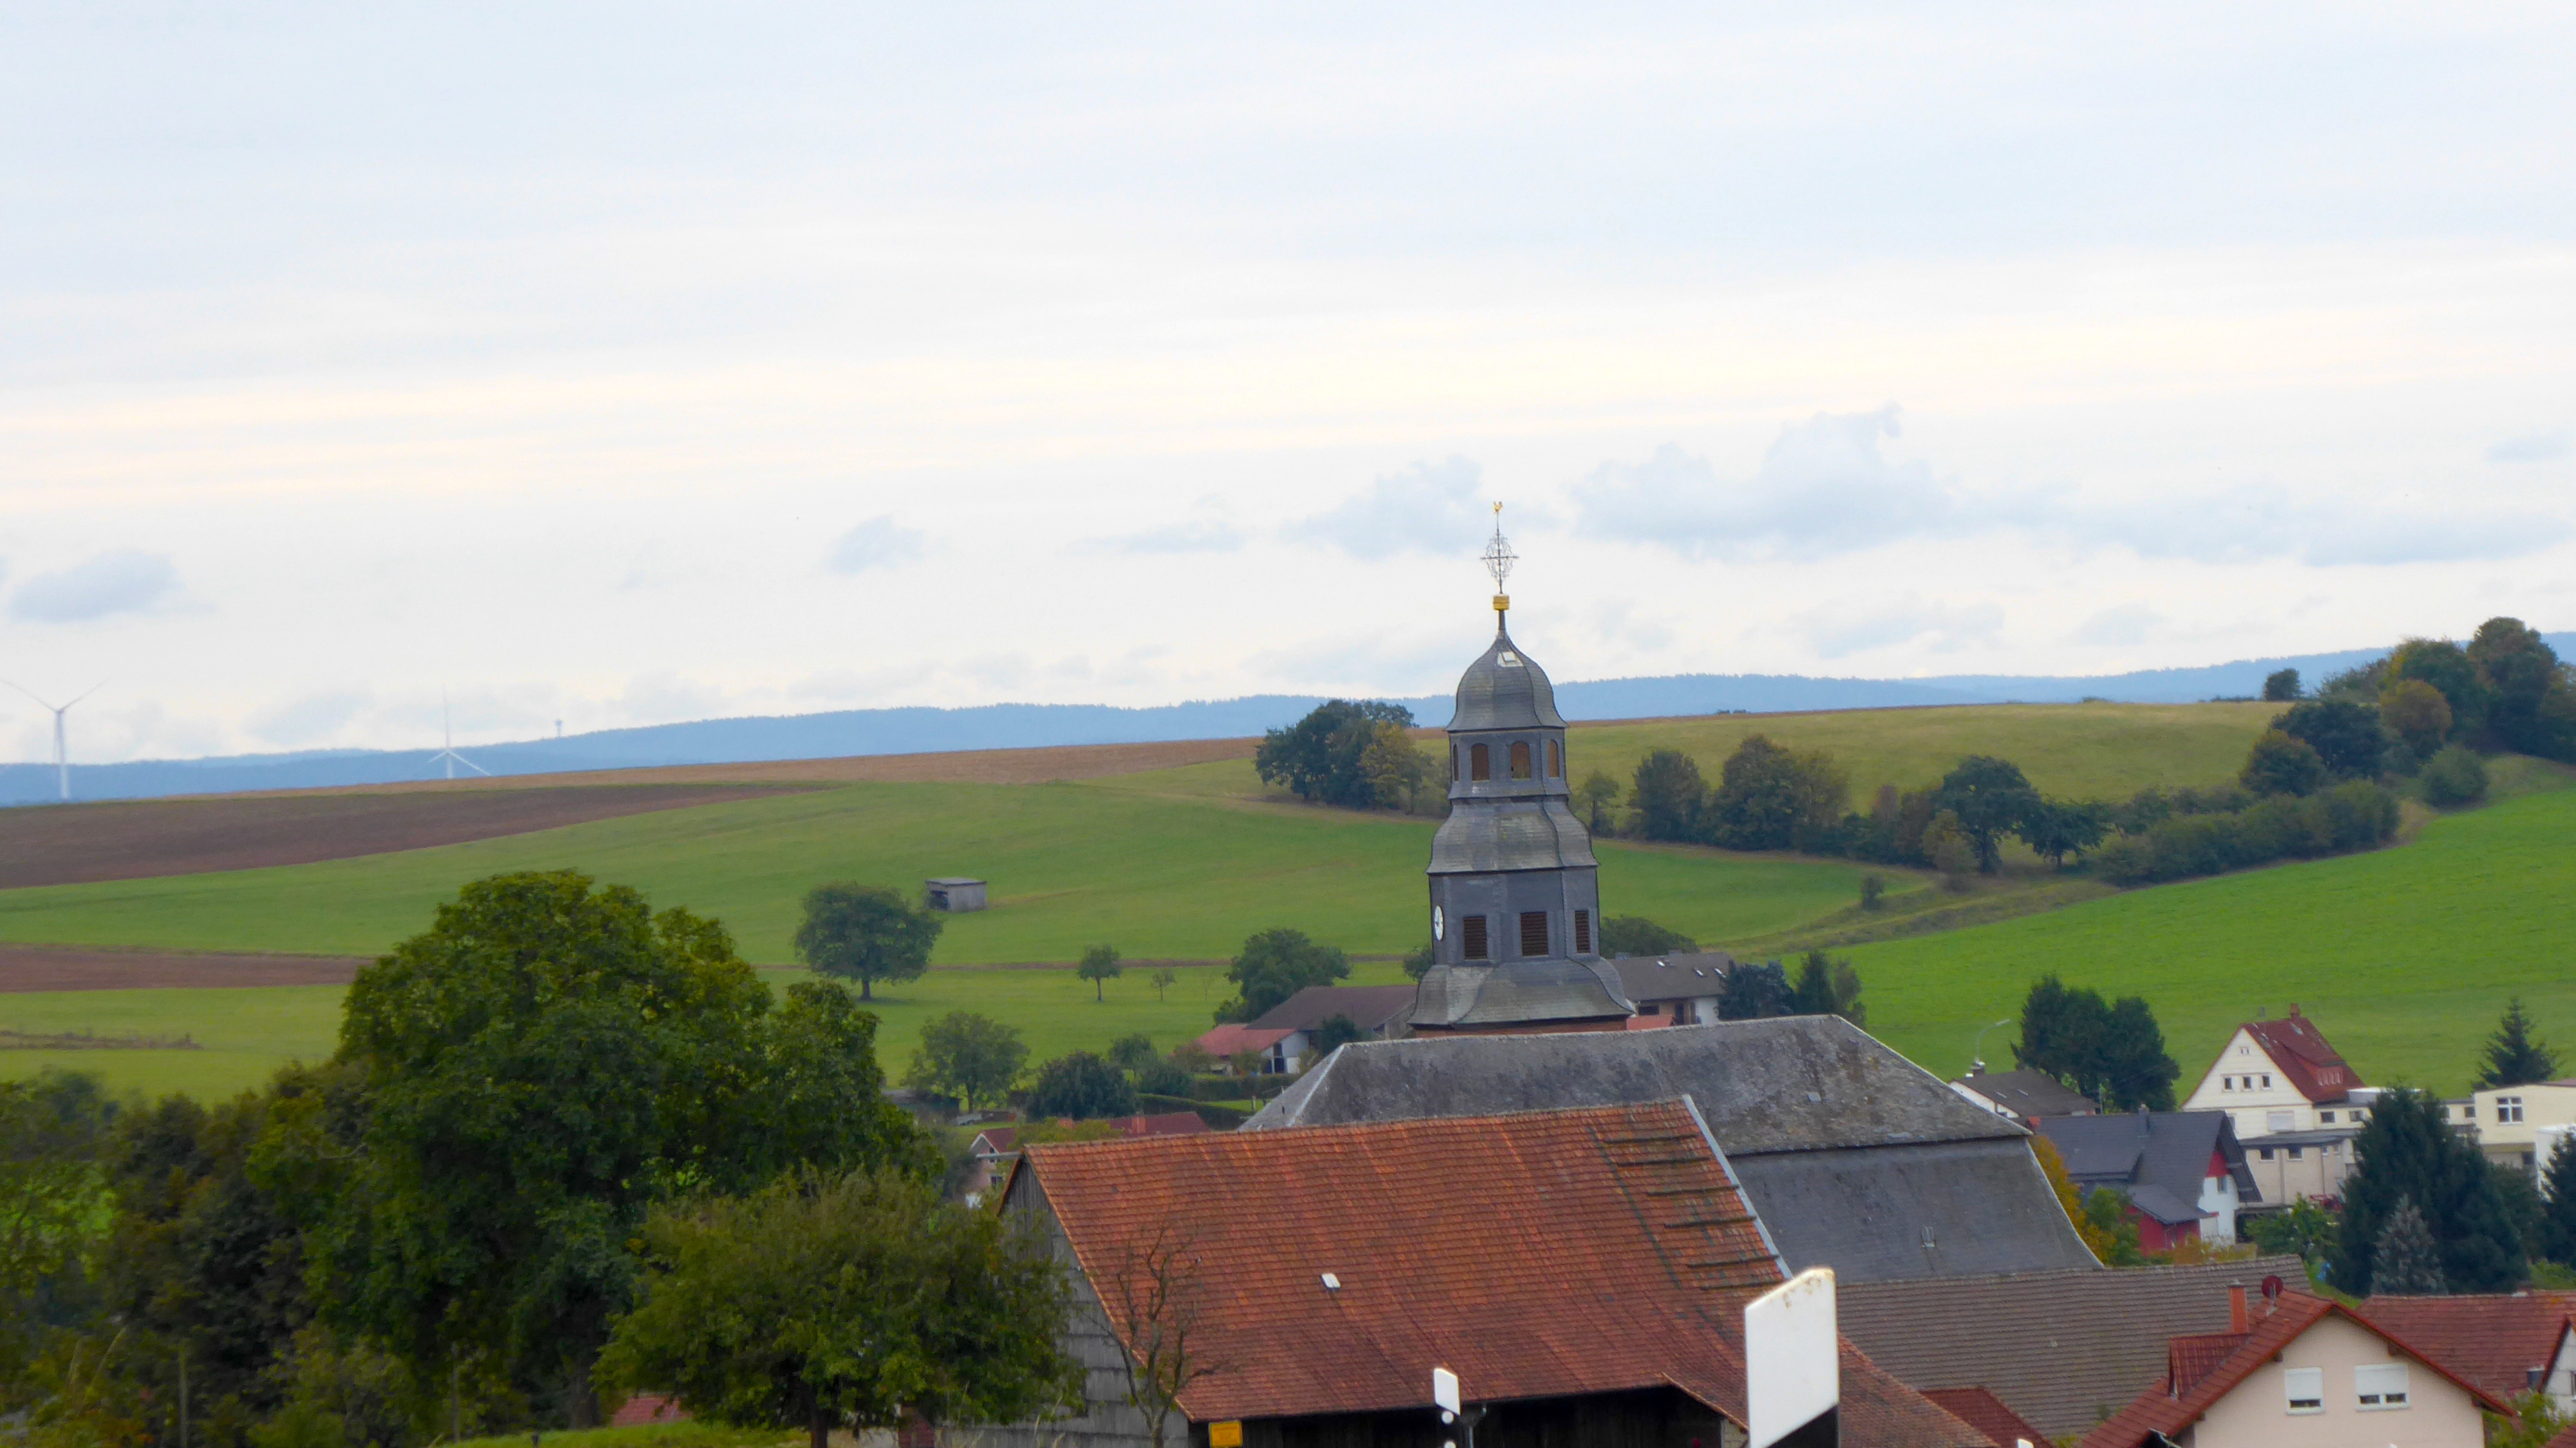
[971,1127,1018,1154]
[1919,1387,2049,1447]
[1012,1100,1987,1447]
[1195,1024,1292,1056]
[2079,1294,2512,1448]
[1120,1110,1209,1138]
[2164,1331,2246,1396]
[2240,1010,2363,1103]
[2353,1292,2576,1406]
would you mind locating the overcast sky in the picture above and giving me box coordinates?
[5,3,2572,761]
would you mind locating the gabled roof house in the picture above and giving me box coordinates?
[2034,1110,2259,1248]
[2354,1291,2576,1415]
[2182,1006,2372,1141]
[956,1099,1991,1447]
[2080,1291,2510,1448]
[1242,1015,2101,1282]
[1950,1067,2100,1124]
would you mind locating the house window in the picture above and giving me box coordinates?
[1461,915,1490,960]
[2258,1148,2275,1160]
[1640,1002,1662,1015]
[2501,1096,2526,1123]
[2355,1364,2410,1409]
[1547,739,1561,777]
[1470,744,1491,781]
[1573,909,1591,954]
[2284,1367,2324,1414]
[1519,910,1549,957]
[1510,741,1533,780]
[2262,1074,2273,1087]
[2269,1110,2295,1131]
[2287,1147,2304,1160]
[2320,1110,2335,1123]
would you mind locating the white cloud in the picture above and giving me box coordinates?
[2489,434,2567,464]
[823,518,927,575]
[1794,595,2006,660]
[1286,457,1492,560]
[1084,520,1246,555]
[10,550,181,623]
[1574,410,2570,568]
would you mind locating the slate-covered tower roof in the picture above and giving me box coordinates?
[1410,508,1633,1030]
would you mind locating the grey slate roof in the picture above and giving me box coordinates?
[1249,985,1422,1034]
[1426,795,1598,874]
[2035,1110,2259,1206]
[1407,959,1635,1027]
[1837,1256,2311,1440]
[1242,1017,2101,1282]
[1445,626,1566,732]
[1949,1068,2099,1120]
[1607,951,1739,1001]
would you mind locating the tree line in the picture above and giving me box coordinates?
[0,872,1081,1448]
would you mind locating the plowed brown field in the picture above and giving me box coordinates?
[0,784,805,890]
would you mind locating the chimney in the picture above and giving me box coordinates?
[2228,1286,2249,1333]
[2287,1004,2300,1017]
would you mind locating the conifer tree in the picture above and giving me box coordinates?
[2477,998,2560,1089]
[2373,1197,2449,1296]
[2333,1087,2524,1294]
[2539,1136,2576,1267]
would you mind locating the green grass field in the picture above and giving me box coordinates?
[0,960,1421,1101]
[1849,784,2576,1096]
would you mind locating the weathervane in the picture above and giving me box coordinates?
[1480,501,1516,623]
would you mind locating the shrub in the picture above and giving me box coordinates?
[1024,1052,1136,1120]
[2274,698,2390,779]
[2096,781,2397,885]
[2381,678,2455,759]
[1858,873,1886,911]
[2240,729,2327,797]
[1133,1058,1193,1098]
[2421,744,2489,806]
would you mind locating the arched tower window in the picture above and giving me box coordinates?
[1450,745,1459,781]
[1547,739,1561,778]
[1469,743,1490,781]
[1509,741,1532,779]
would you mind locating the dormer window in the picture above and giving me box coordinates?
[1547,739,1561,778]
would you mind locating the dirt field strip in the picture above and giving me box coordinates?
[0,944,370,993]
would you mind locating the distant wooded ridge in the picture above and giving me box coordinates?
[9,634,2569,805]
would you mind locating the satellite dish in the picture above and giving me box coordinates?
[2260,1274,2285,1301]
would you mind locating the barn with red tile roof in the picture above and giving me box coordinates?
[954,1099,1987,1447]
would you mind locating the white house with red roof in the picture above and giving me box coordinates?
[2183,1006,2376,1139]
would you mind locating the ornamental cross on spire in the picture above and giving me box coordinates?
[1481,501,1517,618]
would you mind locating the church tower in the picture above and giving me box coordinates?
[1409,508,1636,1033]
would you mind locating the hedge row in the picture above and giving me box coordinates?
[2092,780,2399,885]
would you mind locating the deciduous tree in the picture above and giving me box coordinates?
[905,1013,1028,1112]
[1705,736,1847,852]
[1717,960,1794,1020]
[2275,698,2390,779]
[1075,944,1122,1003]
[2388,637,2488,741]
[2019,799,2112,866]
[1309,1015,1365,1058]
[2380,679,2454,759]
[1935,756,2041,873]
[2262,668,2302,702]
[1024,1053,1136,1121]
[1596,916,1697,957]
[596,1168,1078,1448]
[1212,928,1349,1024]
[1573,770,1622,835]
[2239,730,2327,797]
[795,883,943,1001]
[1254,701,1418,808]
[2469,617,2576,761]
[1106,1034,1156,1073]
[1627,748,1708,843]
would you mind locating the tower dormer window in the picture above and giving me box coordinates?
[1461,915,1490,960]
[1547,739,1561,777]
[1450,745,1459,781]
[1510,741,1532,779]
[1470,743,1490,781]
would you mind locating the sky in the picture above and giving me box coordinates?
[3,3,2573,761]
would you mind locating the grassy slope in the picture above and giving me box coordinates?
[1849,785,2576,1097]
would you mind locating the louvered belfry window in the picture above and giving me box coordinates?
[1519,910,1549,957]
[1573,909,1591,954]
[1461,914,1490,960]
[1470,743,1491,781]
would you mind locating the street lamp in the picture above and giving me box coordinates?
[1971,1019,2012,1072]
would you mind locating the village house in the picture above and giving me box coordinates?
[1837,1257,2311,1442]
[2080,1289,2510,1448]
[2034,1109,2258,1249]
[955,1098,1994,1448]
[2236,1128,2355,1210]
[1189,985,1417,1075]
[962,1112,1207,1201]
[1243,1016,2101,1282]
[2180,1006,2372,1140]
[2465,1080,2576,1173]
[2354,1291,2576,1415]
[1949,1067,2100,1125]
[1605,951,1735,1024]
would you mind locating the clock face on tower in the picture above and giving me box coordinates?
[1432,905,1445,941]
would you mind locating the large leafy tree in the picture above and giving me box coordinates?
[1212,928,1349,1023]
[1627,748,1709,843]
[2239,730,2328,797]
[2387,638,2488,741]
[2275,698,2389,779]
[321,871,932,1421]
[905,1013,1028,1112]
[2469,617,2576,760]
[1935,756,2041,873]
[2331,1086,2523,1295]
[1024,1053,1137,1121]
[1,1071,120,1391]
[598,1169,1078,1448]
[2012,975,2177,1109]
[1253,700,1417,808]
[1705,736,1848,852]
[1717,960,1794,1020]
[795,884,943,1001]
[1788,951,1864,1026]
[2018,798,2111,867]
[2476,998,2559,1089]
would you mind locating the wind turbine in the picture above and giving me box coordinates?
[4,680,107,803]
[424,691,489,780]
